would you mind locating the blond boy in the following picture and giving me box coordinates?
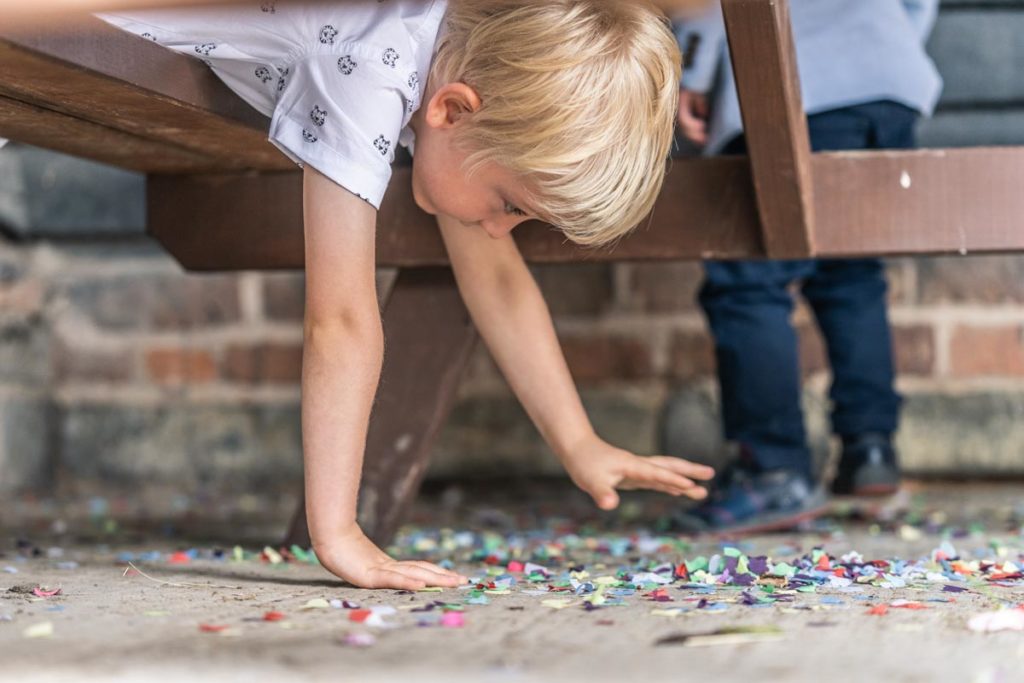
[98,0,714,589]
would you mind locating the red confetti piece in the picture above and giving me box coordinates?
[816,555,831,571]
[507,561,525,573]
[349,609,372,623]
[168,552,191,565]
[674,564,689,581]
[262,611,286,622]
[867,604,889,616]
[199,623,229,633]
[893,602,928,610]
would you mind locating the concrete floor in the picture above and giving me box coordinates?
[1,482,1022,683]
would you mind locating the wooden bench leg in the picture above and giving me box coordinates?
[721,0,815,258]
[283,266,478,549]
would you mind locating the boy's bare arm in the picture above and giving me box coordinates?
[301,167,465,589]
[437,215,714,510]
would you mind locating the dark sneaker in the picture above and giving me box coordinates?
[672,466,829,535]
[831,433,901,497]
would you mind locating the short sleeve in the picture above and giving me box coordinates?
[268,53,409,209]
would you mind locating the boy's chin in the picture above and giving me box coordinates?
[410,172,438,215]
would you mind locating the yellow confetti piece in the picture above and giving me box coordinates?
[300,598,330,610]
[23,622,53,638]
[542,598,574,610]
[593,576,618,586]
[484,589,511,596]
[262,546,283,564]
[417,587,444,593]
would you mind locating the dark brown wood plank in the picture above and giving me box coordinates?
[0,17,292,171]
[147,159,765,270]
[0,95,226,173]
[813,148,1024,257]
[284,268,478,548]
[721,0,816,258]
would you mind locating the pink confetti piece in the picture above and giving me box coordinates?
[32,587,62,598]
[440,612,465,628]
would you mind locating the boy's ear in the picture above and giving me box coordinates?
[424,82,482,129]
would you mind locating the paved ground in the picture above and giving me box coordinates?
[1,482,1022,683]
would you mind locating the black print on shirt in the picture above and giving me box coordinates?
[140,32,157,41]
[319,25,338,44]
[337,55,357,75]
[277,67,289,93]
[382,48,399,68]
[194,43,216,56]
[254,66,273,84]
[408,72,420,92]
[310,105,327,127]
[373,136,391,156]
[303,129,319,143]
[260,1,276,13]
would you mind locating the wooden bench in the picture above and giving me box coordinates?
[3,0,1024,546]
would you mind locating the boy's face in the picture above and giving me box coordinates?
[410,83,541,239]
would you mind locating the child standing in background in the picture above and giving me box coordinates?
[672,0,942,533]
[97,0,714,589]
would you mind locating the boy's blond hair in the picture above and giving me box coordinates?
[430,0,682,247]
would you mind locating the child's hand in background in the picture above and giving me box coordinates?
[678,89,710,146]
[560,433,714,511]
[314,525,467,590]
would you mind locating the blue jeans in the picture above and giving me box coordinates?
[701,101,915,478]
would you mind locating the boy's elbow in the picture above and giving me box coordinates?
[304,308,383,350]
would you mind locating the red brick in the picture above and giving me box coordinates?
[68,274,241,331]
[263,274,305,322]
[624,263,703,313]
[560,335,652,384]
[222,343,303,384]
[667,330,715,379]
[919,256,1024,304]
[950,325,1024,377]
[885,258,917,306]
[145,348,217,384]
[893,325,935,377]
[534,264,613,317]
[52,342,134,384]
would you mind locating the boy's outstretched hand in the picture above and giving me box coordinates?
[561,433,715,511]
[314,525,468,591]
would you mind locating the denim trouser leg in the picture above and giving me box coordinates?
[700,260,818,478]
[802,259,902,437]
[699,101,914,476]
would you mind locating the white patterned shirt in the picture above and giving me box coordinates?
[97,0,448,208]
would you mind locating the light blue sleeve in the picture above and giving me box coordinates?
[901,0,940,42]
[672,3,727,93]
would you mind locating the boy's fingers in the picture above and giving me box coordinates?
[407,561,468,583]
[631,462,699,493]
[590,486,620,511]
[408,560,464,577]
[393,565,459,587]
[373,569,427,591]
[646,456,715,481]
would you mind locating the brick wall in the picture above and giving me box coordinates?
[3,0,1024,497]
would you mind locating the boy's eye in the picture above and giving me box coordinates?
[504,202,527,217]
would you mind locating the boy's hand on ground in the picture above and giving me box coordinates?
[561,435,715,511]
[314,525,468,590]
[678,89,709,146]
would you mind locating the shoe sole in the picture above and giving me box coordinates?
[680,494,833,538]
